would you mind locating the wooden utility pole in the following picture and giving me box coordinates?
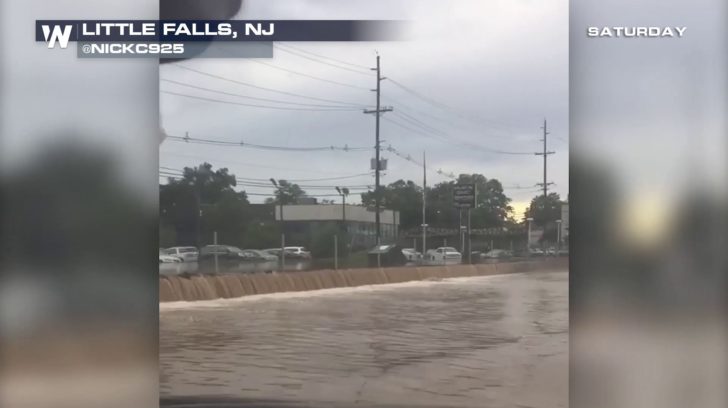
[364,54,393,245]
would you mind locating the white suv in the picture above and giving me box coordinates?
[162,246,199,262]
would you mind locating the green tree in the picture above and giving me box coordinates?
[361,174,513,231]
[426,174,513,228]
[361,179,423,230]
[160,163,250,247]
[265,180,307,205]
[524,192,562,226]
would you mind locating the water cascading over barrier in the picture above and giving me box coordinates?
[159,259,568,302]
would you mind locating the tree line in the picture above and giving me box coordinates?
[159,163,566,251]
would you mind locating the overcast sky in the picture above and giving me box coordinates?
[160,0,569,215]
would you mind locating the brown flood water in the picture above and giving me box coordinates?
[160,270,568,408]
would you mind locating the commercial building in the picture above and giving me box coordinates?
[274,204,400,249]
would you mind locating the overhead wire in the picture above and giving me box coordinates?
[276,43,372,70]
[161,90,364,112]
[173,64,369,106]
[275,44,374,76]
[165,134,372,152]
[248,60,371,91]
[161,78,368,109]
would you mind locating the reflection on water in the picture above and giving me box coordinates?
[160,270,568,408]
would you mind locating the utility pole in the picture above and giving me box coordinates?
[364,54,393,245]
[421,151,427,256]
[270,178,285,271]
[536,119,555,198]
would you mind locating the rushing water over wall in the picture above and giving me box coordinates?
[159,259,567,302]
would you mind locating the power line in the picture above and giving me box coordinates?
[165,134,372,152]
[385,145,457,180]
[236,173,373,183]
[160,174,360,198]
[161,78,368,109]
[384,116,449,143]
[266,46,514,133]
[159,151,355,175]
[159,168,371,190]
[387,77,517,131]
[277,43,371,70]
[384,116,533,155]
[275,44,373,75]
[173,64,369,107]
[248,60,371,91]
[382,95,522,143]
[162,90,364,112]
[393,110,448,136]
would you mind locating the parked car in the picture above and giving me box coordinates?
[528,248,546,257]
[198,245,250,263]
[241,249,278,262]
[482,249,513,259]
[284,246,312,259]
[401,248,423,262]
[159,251,182,264]
[262,248,282,257]
[162,246,199,262]
[427,247,462,262]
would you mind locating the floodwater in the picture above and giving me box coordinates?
[160,270,568,408]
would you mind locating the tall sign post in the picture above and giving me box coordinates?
[453,184,476,264]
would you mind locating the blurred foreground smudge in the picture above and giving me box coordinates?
[571,157,727,408]
[0,142,158,408]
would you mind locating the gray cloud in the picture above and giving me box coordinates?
[160,0,569,205]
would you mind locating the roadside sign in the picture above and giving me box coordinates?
[453,183,476,208]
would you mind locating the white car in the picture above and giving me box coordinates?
[284,246,312,259]
[159,252,182,263]
[162,246,199,262]
[482,249,512,259]
[402,248,423,261]
[427,247,462,262]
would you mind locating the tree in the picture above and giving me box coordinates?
[265,180,307,205]
[360,174,513,231]
[457,174,513,228]
[160,163,250,247]
[426,174,513,229]
[167,162,241,203]
[525,192,562,226]
[361,179,423,230]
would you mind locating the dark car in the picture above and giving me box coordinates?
[199,245,252,264]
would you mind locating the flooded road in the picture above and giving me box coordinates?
[160,270,568,408]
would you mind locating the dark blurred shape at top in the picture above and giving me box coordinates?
[160,0,242,20]
[159,0,243,63]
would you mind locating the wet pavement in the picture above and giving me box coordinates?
[160,270,568,408]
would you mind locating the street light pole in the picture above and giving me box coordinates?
[271,178,285,270]
[526,217,534,257]
[335,187,350,263]
[335,187,349,224]
[556,219,562,252]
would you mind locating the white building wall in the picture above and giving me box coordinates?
[275,204,399,226]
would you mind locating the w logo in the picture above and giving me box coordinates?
[41,25,73,49]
